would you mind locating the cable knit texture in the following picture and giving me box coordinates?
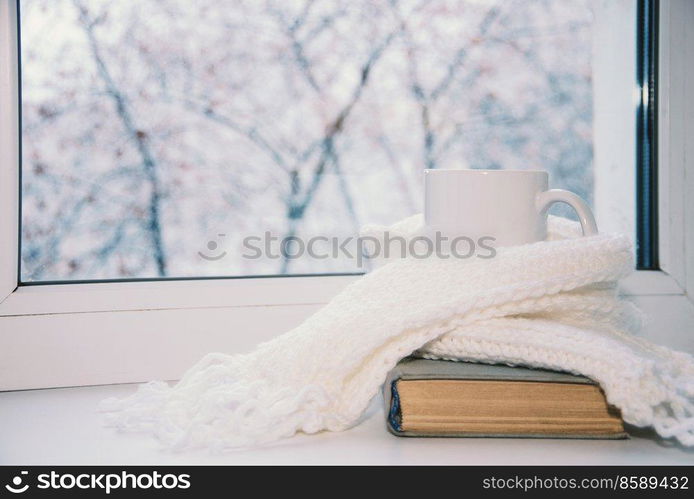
[101,216,694,449]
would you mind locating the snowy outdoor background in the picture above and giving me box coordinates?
[20,0,603,280]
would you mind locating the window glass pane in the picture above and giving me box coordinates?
[19,0,636,282]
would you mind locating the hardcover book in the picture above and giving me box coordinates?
[384,358,626,439]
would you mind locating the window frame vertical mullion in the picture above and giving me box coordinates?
[636,0,660,270]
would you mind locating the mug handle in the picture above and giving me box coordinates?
[536,189,598,236]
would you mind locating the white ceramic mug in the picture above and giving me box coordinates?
[424,169,597,248]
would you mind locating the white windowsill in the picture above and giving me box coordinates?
[1,383,693,465]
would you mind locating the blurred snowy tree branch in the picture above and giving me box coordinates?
[20,0,595,280]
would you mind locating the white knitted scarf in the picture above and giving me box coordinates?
[101,216,694,449]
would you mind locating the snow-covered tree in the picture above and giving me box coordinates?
[20,0,594,279]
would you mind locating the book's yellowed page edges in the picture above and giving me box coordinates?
[397,380,624,435]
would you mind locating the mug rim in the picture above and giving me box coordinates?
[424,168,547,175]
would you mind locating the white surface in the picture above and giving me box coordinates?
[658,0,694,296]
[2,275,691,392]
[0,0,19,304]
[592,0,636,245]
[0,275,360,317]
[1,383,693,465]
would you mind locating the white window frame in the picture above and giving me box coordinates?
[1,0,692,390]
